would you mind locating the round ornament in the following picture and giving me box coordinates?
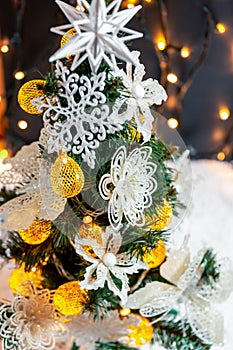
[18,79,46,114]
[9,264,42,295]
[143,240,167,268]
[147,200,173,231]
[126,315,154,347]
[53,281,89,316]
[18,218,52,245]
[50,152,84,198]
[78,223,103,244]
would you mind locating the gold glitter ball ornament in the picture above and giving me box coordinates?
[78,223,103,245]
[143,240,167,268]
[18,79,46,114]
[60,28,76,48]
[53,281,89,316]
[126,315,154,347]
[146,200,173,231]
[50,152,84,198]
[9,264,42,295]
[18,218,52,245]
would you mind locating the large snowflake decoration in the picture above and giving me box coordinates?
[34,60,122,169]
[49,0,143,73]
[0,282,67,350]
[67,310,140,348]
[75,227,147,303]
[124,237,233,345]
[99,145,157,230]
[0,137,66,231]
[113,51,167,142]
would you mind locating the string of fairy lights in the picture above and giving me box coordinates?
[0,0,232,163]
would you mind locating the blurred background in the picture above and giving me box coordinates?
[0,0,233,161]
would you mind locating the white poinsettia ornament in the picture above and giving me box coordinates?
[0,282,67,350]
[113,51,167,142]
[75,227,147,303]
[124,237,233,345]
[99,145,157,230]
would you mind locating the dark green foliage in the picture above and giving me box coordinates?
[95,342,137,350]
[0,187,17,204]
[200,249,220,285]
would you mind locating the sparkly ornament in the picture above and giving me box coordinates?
[143,240,167,268]
[78,223,103,245]
[146,200,173,231]
[53,281,89,316]
[18,80,46,114]
[60,28,76,48]
[50,152,84,198]
[9,264,42,295]
[126,315,154,347]
[18,217,52,245]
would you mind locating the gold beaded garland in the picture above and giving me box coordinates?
[50,152,84,198]
[53,281,89,316]
[18,218,52,245]
[18,79,46,114]
[126,315,154,347]
[143,240,167,268]
[9,264,42,295]
[146,200,173,231]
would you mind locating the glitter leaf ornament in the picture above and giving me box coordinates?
[50,152,84,198]
[18,80,46,114]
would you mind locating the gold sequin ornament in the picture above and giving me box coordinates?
[9,264,42,295]
[78,223,103,245]
[18,79,46,114]
[143,240,167,268]
[61,28,76,48]
[50,152,84,198]
[53,281,89,316]
[146,200,173,231]
[18,218,52,245]
[126,315,154,347]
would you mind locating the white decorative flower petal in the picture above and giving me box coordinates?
[99,146,157,230]
[49,0,143,73]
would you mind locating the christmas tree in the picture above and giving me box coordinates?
[0,0,232,349]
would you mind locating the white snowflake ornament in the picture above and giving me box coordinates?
[0,282,67,350]
[124,237,233,345]
[75,227,147,303]
[99,145,157,230]
[49,0,143,73]
[113,51,167,141]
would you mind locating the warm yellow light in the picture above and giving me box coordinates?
[167,73,178,84]
[157,38,166,51]
[180,46,190,58]
[216,23,226,34]
[76,5,85,11]
[145,0,152,2]
[14,71,25,80]
[17,120,28,130]
[168,118,179,129]
[217,152,225,161]
[1,44,9,53]
[0,149,8,160]
[120,307,131,317]
[219,107,230,120]
[127,2,135,8]
[31,267,37,272]
[83,215,93,224]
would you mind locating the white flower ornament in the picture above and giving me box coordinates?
[113,51,167,142]
[124,237,233,345]
[99,145,157,230]
[75,227,147,303]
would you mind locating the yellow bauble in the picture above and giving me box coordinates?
[147,200,173,231]
[50,152,84,198]
[53,281,89,316]
[143,240,167,268]
[18,218,52,245]
[18,79,46,114]
[61,28,76,48]
[9,264,42,295]
[127,316,154,347]
[78,223,103,244]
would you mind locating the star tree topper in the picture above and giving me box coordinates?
[49,0,143,72]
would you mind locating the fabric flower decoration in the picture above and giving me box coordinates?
[0,282,67,350]
[0,134,66,231]
[124,237,233,345]
[99,145,157,230]
[113,50,167,142]
[75,227,147,303]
